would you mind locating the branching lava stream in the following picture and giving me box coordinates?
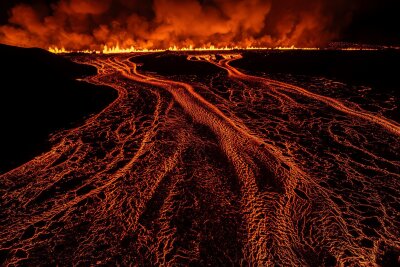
[0,53,399,266]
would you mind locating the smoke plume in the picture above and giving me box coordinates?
[0,0,356,50]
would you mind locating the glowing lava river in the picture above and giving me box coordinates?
[1,53,399,266]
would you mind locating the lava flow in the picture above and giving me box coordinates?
[0,52,399,266]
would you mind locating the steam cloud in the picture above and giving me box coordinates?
[0,0,356,50]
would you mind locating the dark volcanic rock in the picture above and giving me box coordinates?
[0,44,117,173]
[131,52,224,76]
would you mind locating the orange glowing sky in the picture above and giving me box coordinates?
[0,0,398,50]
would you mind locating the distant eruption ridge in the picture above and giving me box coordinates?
[0,0,357,50]
[48,45,323,54]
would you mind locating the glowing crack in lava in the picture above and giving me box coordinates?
[0,52,399,266]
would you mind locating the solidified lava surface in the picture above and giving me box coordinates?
[0,52,399,266]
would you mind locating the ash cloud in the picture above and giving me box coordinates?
[0,0,357,49]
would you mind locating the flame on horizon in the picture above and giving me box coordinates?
[48,44,322,54]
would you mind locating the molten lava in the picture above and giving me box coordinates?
[0,51,399,265]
